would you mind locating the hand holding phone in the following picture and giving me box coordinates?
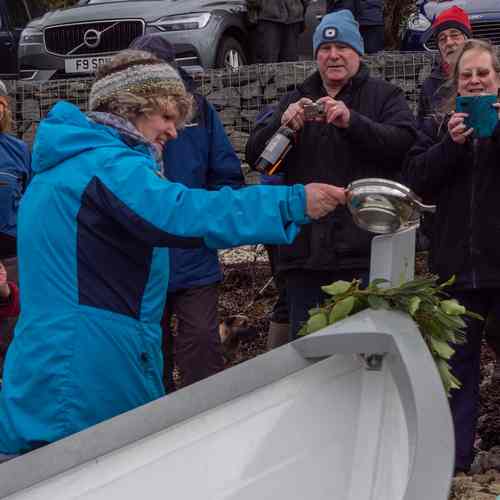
[455,94,499,139]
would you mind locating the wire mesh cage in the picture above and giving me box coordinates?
[8,52,438,150]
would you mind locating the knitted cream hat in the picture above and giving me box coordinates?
[89,50,186,111]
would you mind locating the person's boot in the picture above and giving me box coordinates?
[266,321,290,350]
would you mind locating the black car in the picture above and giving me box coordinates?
[0,0,46,77]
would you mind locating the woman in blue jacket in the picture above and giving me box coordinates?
[0,50,346,458]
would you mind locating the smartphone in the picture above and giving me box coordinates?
[455,94,499,139]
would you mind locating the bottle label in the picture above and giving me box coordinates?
[260,133,291,165]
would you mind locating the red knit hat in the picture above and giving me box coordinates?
[422,6,472,44]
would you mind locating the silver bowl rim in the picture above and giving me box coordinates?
[347,178,423,204]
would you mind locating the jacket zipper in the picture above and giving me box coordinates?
[470,139,478,289]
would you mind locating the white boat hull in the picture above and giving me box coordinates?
[0,309,454,500]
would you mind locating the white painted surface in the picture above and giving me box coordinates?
[370,227,416,286]
[5,354,410,500]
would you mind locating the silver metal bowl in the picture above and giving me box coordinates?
[347,178,436,234]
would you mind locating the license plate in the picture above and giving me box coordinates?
[65,56,112,74]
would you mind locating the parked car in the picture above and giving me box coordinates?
[18,0,326,81]
[0,0,46,78]
[18,0,250,80]
[401,0,500,51]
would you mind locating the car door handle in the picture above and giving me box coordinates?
[3,41,13,47]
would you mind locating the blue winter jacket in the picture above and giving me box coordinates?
[164,94,244,292]
[0,101,309,454]
[0,133,31,241]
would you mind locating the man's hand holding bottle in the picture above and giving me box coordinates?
[281,98,314,131]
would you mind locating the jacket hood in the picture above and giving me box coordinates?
[32,101,140,174]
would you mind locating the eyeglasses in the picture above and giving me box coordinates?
[438,32,465,46]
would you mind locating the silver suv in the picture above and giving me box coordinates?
[18,0,250,80]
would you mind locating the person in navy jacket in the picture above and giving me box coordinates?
[0,80,30,340]
[130,35,246,390]
[0,81,31,257]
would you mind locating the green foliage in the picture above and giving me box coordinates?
[298,274,483,396]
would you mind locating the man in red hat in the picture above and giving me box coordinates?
[417,6,472,125]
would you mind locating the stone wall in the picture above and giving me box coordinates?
[9,52,437,179]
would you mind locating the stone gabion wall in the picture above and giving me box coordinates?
[9,52,437,173]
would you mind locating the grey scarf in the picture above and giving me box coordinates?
[87,111,163,172]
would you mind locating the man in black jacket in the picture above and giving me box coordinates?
[327,0,384,54]
[247,0,310,63]
[246,10,416,339]
[417,6,471,126]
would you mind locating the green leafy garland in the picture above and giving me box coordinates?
[298,275,483,395]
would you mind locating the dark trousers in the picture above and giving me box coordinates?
[161,284,223,392]
[484,301,500,356]
[360,25,384,54]
[265,245,289,324]
[285,269,369,341]
[272,284,289,324]
[448,289,500,470]
[254,21,302,63]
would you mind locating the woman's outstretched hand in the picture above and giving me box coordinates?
[304,183,346,220]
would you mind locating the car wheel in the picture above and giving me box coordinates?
[215,36,247,70]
